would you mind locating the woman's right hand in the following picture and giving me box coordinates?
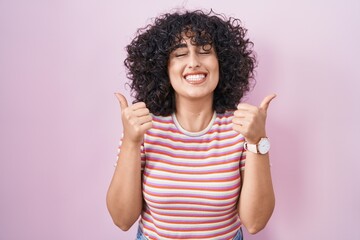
[115,93,153,144]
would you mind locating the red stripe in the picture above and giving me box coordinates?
[143,188,240,201]
[146,129,241,143]
[145,147,243,160]
[145,137,244,151]
[143,171,239,182]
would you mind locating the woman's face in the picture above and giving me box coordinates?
[167,36,219,103]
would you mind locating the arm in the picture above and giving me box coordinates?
[232,94,276,234]
[238,153,275,234]
[106,93,152,231]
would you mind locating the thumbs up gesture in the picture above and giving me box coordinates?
[232,94,276,143]
[114,93,153,144]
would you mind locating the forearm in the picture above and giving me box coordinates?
[238,152,275,234]
[106,140,143,231]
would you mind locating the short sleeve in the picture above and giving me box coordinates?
[140,143,146,172]
[240,148,246,171]
[115,133,146,171]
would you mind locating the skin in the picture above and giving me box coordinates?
[234,94,276,234]
[106,95,152,231]
[167,37,219,131]
[106,37,276,234]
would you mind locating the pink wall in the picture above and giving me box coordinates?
[1,0,359,239]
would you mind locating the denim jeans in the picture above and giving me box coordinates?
[136,227,243,240]
[136,226,149,240]
[233,228,243,240]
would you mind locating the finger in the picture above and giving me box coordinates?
[137,115,153,125]
[234,117,252,126]
[232,117,244,125]
[259,94,277,111]
[114,93,129,109]
[140,121,153,132]
[134,107,150,117]
[132,102,147,110]
[233,110,247,118]
[232,123,245,133]
[237,103,254,110]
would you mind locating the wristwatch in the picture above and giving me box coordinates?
[244,137,271,154]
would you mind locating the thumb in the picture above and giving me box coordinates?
[259,93,277,111]
[114,93,129,109]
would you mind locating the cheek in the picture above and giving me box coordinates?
[208,58,219,73]
[168,69,177,85]
[214,60,220,72]
[168,65,186,87]
[168,70,179,89]
[168,61,181,76]
[212,62,220,80]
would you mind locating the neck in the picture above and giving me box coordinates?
[174,96,214,132]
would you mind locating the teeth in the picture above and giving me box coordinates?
[185,74,206,81]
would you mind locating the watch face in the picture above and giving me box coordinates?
[258,138,270,154]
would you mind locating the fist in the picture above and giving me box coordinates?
[115,93,152,143]
[232,94,276,143]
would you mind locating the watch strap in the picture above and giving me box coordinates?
[244,141,258,153]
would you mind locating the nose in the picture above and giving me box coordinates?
[188,52,200,69]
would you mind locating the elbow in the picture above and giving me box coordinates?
[108,210,137,231]
[241,212,273,235]
[241,209,274,235]
[241,198,275,235]
[242,210,274,235]
[113,218,133,231]
[246,223,266,235]
[107,203,137,231]
[106,197,137,231]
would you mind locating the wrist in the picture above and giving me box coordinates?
[244,137,270,155]
[245,132,267,144]
[121,136,143,147]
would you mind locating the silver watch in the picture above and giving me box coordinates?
[244,137,270,154]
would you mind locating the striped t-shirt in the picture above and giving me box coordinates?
[133,111,246,240]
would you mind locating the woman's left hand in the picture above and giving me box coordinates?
[232,94,276,143]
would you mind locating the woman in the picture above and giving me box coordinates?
[107,9,275,240]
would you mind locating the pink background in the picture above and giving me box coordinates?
[1,0,359,239]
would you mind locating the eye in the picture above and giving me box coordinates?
[175,53,187,57]
[172,49,188,58]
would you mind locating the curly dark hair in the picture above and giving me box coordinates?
[124,9,256,116]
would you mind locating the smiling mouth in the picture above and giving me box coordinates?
[184,74,207,84]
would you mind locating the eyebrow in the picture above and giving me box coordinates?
[172,43,188,50]
[171,42,213,53]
